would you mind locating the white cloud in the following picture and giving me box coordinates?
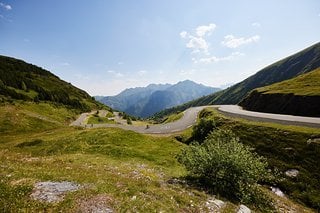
[180,23,216,54]
[107,70,115,74]
[180,31,188,38]
[221,35,260,48]
[251,22,261,27]
[0,2,12,10]
[194,52,244,64]
[138,70,147,76]
[196,23,216,37]
[186,36,209,53]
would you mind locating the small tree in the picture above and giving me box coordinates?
[177,129,272,207]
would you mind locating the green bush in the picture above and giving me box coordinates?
[177,129,273,209]
[127,117,132,125]
[191,118,216,143]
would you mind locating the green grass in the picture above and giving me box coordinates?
[7,87,39,99]
[0,101,80,136]
[87,111,116,124]
[0,126,220,212]
[194,108,320,210]
[87,116,116,124]
[0,101,316,212]
[163,112,184,124]
[257,68,320,96]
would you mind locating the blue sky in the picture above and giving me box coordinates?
[1,0,320,95]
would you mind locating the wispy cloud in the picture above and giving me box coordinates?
[180,31,187,39]
[193,52,244,64]
[0,2,12,10]
[251,22,261,27]
[180,23,216,54]
[138,70,147,76]
[179,69,195,76]
[107,70,124,78]
[60,62,70,66]
[196,23,216,37]
[221,35,260,48]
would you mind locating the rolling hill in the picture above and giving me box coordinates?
[98,80,220,118]
[239,68,320,117]
[0,55,103,112]
[154,42,320,119]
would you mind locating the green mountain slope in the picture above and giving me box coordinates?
[239,68,320,116]
[0,55,102,111]
[154,42,320,118]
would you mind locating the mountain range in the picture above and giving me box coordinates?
[96,80,220,118]
[154,42,320,118]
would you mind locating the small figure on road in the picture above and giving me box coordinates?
[146,125,149,129]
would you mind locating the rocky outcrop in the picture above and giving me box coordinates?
[239,90,320,117]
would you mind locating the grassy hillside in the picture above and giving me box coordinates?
[239,68,320,117]
[256,67,320,96]
[154,42,320,119]
[0,55,104,111]
[1,107,315,212]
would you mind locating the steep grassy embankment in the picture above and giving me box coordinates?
[240,68,320,117]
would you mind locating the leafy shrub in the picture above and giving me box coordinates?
[191,118,216,143]
[177,129,273,209]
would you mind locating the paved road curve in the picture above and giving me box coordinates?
[70,106,208,134]
[70,105,320,134]
[217,105,320,128]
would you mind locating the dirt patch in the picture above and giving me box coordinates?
[76,194,114,213]
[30,181,80,203]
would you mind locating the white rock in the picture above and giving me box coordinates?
[285,169,299,177]
[271,186,285,197]
[31,181,80,203]
[213,199,225,208]
[237,204,251,213]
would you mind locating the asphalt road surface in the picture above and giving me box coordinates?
[217,105,320,128]
[70,105,320,134]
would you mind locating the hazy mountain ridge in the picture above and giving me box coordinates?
[154,42,320,118]
[98,80,220,117]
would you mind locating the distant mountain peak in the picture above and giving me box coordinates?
[97,80,221,118]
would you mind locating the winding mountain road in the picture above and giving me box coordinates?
[70,105,320,134]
